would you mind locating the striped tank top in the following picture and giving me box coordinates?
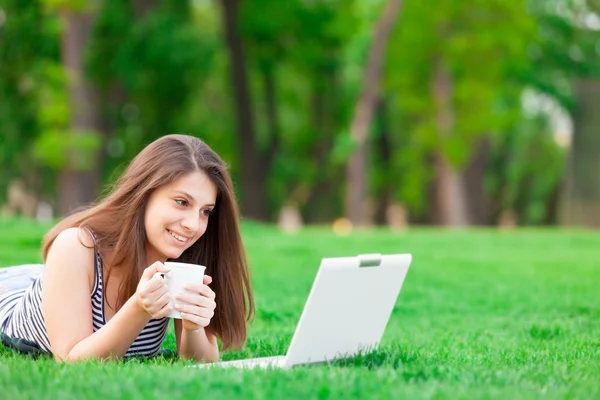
[0,236,169,358]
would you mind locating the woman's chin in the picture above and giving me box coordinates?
[164,249,184,260]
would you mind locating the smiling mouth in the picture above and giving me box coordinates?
[167,229,190,243]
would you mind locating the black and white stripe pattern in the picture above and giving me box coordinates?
[1,245,169,358]
[91,249,169,357]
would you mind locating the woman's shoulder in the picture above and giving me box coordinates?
[53,227,96,249]
[45,227,97,287]
[47,227,97,264]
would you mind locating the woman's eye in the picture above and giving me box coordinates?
[201,209,213,217]
[175,199,188,207]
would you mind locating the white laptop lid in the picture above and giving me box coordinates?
[283,253,412,367]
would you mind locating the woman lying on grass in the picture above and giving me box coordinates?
[0,134,254,362]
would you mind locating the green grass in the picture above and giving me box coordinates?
[0,218,599,399]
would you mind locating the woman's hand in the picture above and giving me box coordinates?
[175,275,216,331]
[135,262,173,319]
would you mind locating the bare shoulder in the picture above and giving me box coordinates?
[50,227,96,250]
[45,227,96,278]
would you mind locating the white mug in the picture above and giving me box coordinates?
[164,261,206,319]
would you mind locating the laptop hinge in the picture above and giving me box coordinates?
[358,254,382,267]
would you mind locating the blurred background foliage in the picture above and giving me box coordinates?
[1,0,599,228]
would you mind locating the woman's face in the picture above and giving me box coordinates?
[144,170,218,263]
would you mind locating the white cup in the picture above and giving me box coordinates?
[164,261,206,319]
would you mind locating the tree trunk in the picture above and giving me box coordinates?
[304,70,339,223]
[261,63,278,188]
[462,137,492,225]
[431,152,469,227]
[561,79,600,227]
[374,95,393,226]
[131,0,157,18]
[345,0,403,227]
[58,10,103,216]
[220,0,269,221]
[430,56,469,227]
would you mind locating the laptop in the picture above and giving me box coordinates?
[196,253,412,369]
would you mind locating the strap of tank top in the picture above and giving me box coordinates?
[81,226,98,248]
[82,226,103,296]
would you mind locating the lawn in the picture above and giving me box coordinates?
[0,218,599,399]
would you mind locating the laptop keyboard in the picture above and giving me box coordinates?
[195,355,286,369]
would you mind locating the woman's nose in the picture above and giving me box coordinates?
[181,215,200,233]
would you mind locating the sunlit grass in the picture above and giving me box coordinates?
[0,218,599,399]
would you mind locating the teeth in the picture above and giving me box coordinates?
[168,230,188,242]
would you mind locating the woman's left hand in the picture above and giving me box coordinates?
[175,275,216,331]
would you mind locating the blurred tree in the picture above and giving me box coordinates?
[385,0,537,227]
[492,0,600,226]
[115,2,212,156]
[3,0,598,228]
[54,0,104,216]
[219,0,359,222]
[298,0,360,223]
[532,0,600,227]
[344,0,403,227]
[241,0,358,223]
[85,0,144,186]
[564,80,600,226]
[488,108,567,226]
[219,0,267,221]
[86,0,214,185]
[179,1,237,165]
[0,1,51,205]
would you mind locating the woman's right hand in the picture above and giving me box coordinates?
[135,261,173,319]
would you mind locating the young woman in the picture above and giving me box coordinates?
[0,134,254,362]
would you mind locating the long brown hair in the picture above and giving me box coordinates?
[42,134,254,350]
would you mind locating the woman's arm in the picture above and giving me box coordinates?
[42,228,170,362]
[62,298,151,361]
[174,321,220,362]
